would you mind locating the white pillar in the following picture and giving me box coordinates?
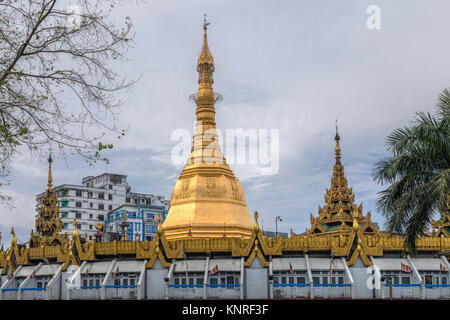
[165,261,175,300]
[305,254,314,299]
[102,259,117,300]
[137,260,147,300]
[407,255,424,299]
[240,257,244,299]
[203,257,209,299]
[268,260,273,299]
[341,257,354,299]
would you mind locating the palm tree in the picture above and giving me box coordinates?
[373,88,450,254]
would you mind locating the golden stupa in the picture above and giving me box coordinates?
[162,17,254,240]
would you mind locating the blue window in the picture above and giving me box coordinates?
[145,225,157,234]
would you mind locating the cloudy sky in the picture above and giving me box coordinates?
[1,0,450,245]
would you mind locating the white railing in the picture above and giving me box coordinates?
[69,287,102,300]
[105,285,138,299]
[168,285,204,299]
[21,288,47,300]
[207,284,240,299]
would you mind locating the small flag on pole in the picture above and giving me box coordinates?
[441,264,447,271]
[209,265,218,275]
[289,262,294,274]
[401,263,411,273]
[112,266,119,278]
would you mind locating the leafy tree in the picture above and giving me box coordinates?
[373,88,450,254]
[0,0,136,199]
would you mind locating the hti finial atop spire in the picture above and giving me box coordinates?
[47,153,53,192]
[203,13,210,31]
[335,119,340,142]
[334,119,341,165]
[198,14,214,67]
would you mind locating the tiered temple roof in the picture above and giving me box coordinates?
[30,155,68,247]
[297,127,379,237]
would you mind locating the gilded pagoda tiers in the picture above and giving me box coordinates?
[30,155,68,248]
[297,127,379,238]
[0,18,448,301]
[161,17,254,240]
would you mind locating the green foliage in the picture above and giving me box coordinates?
[373,88,450,254]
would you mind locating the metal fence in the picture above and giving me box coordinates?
[21,287,47,300]
[69,286,102,300]
[424,284,450,299]
[105,285,138,299]
[1,288,18,300]
[207,284,240,299]
[273,284,309,298]
[168,284,204,299]
[383,284,421,299]
[312,284,351,299]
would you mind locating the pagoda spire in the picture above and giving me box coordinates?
[47,153,53,193]
[33,153,64,247]
[189,15,224,165]
[334,119,341,165]
[303,125,380,237]
[195,14,216,124]
[162,17,254,240]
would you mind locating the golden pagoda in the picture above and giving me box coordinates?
[31,154,66,247]
[162,17,253,240]
[297,126,379,237]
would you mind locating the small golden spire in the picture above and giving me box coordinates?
[196,14,215,110]
[334,120,341,165]
[47,153,53,193]
[197,14,214,67]
[72,219,78,238]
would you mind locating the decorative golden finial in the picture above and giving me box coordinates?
[335,119,340,141]
[47,153,53,192]
[195,14,215,114]
[95,223,103,233]
[10,228,16,247]
[198,14,213,67]
[156,214,162,235]
[334,119,341,165]
[352,219,359,232]
[72,219,78,237]
[253,211,260,232]
[203,13,210,32]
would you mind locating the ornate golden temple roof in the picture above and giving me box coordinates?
[31,154,67,247]
[295,126,379,237]
[161,17,254,240]
[431,194,450,237]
